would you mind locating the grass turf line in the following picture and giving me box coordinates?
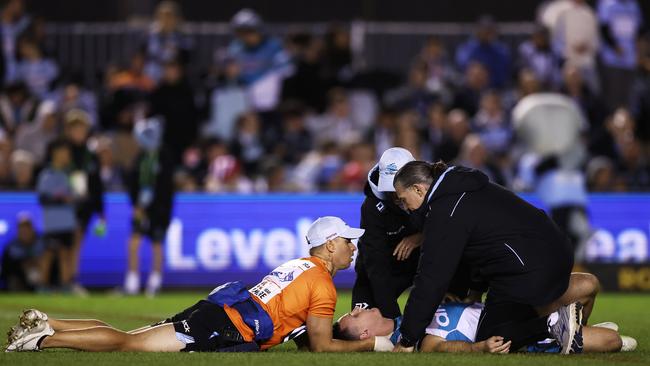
[0,292,647,366]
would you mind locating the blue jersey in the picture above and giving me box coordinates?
[422,301,560,353]
[424,302,483,342]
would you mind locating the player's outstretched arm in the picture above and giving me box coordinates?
[420,335,511,353]
[306,315,374,352]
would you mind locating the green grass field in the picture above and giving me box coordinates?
[0,292,648,366]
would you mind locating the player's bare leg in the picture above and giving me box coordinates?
[124,233,142,294]
[40,323,184,352]
[582,326,622,352]
[145,242,164,296]
[536,272,600,324]
[48,318,112,331]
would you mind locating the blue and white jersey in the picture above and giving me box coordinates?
[425,302,484,342]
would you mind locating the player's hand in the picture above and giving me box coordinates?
[479,336,511,353]
[393,234,422,261]
[392,343,415,352]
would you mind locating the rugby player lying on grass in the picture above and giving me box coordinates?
[332,277,637,354]
[5,217,393,353]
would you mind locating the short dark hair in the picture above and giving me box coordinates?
[332,321,356,341]
[394,160,448,190]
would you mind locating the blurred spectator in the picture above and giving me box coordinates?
[617,138,650,190]
[321,24,354,86]
[452,61,490,116]
[455,134,507,186]
[230,112,266,177]
[630,33,650,142]
[538,0,572,30]
[586,156,624,191]
[291,141,342,192]
[36,139,76,290]
[15,36,58,98]
[204,53,249,140]
[149,60,198,164]
[1,0,30,84]
[0,82,38,137]
[142,1,192,83]
[204,138,245,192]
[95,136,124,192]
[517,25,561,88]
[434,109,470,162]
[423,102,446,151]
[589,107,636,161]
[0,129,10,185]
[455,15,512,89]
[331,142,375,191]
[417,36,457,101]
[14,99,58,162]
[228,8,292,111]
[109,52,156,94]
[384,61,438,117]
[1,213,47,291]
[503,68,544,109]
[273,103,313,165]
[551,0,600,93]
[52,79,98,127]
[394,110,424,159]
[125,118,175,296]
[597,0,644,110]
[262,161,290,192]
[559,63,607,134]
[64,109,105,295]
[308,87,363,147]
[471,90,513,156]
[370,107,398,158]
[282,32,328,112]
[7,148,34,190]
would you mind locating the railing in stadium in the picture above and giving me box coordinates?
[43,21,535,87]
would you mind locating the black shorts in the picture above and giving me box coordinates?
[44,231,75,249]
[158,300,257,352]
[132,217,168,243]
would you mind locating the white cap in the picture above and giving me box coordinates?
[305,216,365,249]
[378,147,415,192]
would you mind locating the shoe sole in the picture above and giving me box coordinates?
[560,302,583,354]
[568,303,584,354]
[19,310,46,330]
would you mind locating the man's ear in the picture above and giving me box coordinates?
[414,183,427,197]
[325,239,336,253]
[359,329,370,340]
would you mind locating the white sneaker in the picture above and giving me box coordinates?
[548,302,584,354]
[145,271,162,298]
[620,335,637,352]
[20,309,48,329]
[593,322,619,332]
[124,271,140,295]
[5,321,54,352]
[71,283,89,297]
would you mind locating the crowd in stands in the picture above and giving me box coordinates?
[0,0,649,197]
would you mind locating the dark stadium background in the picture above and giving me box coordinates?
[27,0,650,22]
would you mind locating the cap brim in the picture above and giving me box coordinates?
[340,227,365,240]
[378,174,396,192]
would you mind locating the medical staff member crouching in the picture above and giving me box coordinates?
[352,147,422,319]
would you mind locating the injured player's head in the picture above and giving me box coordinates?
[334,307,394,340]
